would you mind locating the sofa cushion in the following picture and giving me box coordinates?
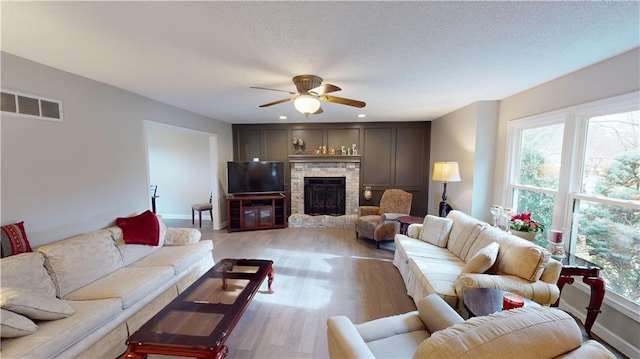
[130,240,213,275]
[419,215,453,247]
[63,266,174,309]
[116,210,160,246]
[0,309,37,338]
[0,298,122,359]
[446,211,488,260]
[0,287,75,320]
[409,256,464,306]
[1,221,32,258]
[38,230,124,297]
[413,307,583,359]
[460,242,499,274]
[368,330,430,358]
[489,231,551,282]
[165,227,202,246]
[108,219,166,266]
[0,252,57,298]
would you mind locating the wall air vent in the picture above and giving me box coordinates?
[1,89,63,122]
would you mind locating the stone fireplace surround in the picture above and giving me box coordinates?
[288,155,360,229]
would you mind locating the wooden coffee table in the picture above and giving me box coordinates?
[124,258,274,359]
[463,288,540,317]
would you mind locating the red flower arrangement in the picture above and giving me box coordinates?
[509,212,545,233]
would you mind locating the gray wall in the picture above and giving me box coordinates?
[232,122,432,216]
[431,48,640,357]
[0,52,233,247]
[429,101,499,218]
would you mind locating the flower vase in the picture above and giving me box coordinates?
[511,230,536,241]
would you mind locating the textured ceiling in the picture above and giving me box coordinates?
[1,1,639,124]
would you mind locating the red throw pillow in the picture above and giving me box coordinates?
[1,221,33,258]
[116,210,160,246]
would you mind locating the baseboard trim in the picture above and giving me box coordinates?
[560,299,639,358]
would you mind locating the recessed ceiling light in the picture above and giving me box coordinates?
[357,114,366,118]
[279,115,287,120]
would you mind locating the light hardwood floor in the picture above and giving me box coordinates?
[163,220,416,359]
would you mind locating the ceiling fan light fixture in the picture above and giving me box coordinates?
[293,94,321,116]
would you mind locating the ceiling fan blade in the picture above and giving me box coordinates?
[320,95,366,108]
[251,86,297,95]
[313,106,324,115]
[311,83,341,95]
[259,97,292,107]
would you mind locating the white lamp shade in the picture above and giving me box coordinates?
[294,94,321,115]
[432,162,461,182]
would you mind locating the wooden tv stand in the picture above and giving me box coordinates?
[226,193,287,232]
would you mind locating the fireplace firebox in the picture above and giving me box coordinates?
[304,177,346,216]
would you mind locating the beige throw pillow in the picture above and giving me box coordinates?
[0,309,37,338]
[0,287,75,320]
[419,215,453,247]
[460,242,500,274]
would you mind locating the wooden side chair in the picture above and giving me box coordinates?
[192,193,213,228]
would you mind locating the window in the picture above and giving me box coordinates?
[506,92,640,308]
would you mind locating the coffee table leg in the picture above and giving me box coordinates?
[123,346,146,359]
[267,267,275,293]
[215,345,229,359]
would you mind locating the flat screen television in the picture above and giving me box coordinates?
[227,161,285,195]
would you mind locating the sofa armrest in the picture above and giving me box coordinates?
[540,258,563,284]
[327,316,378,359]
[165,227,201,246]
[555,340,616,359]
[455,273,560,306]
[417,294,464,333]
[358,206,379,216]
[407,223,422,239]
[381,212,406,221]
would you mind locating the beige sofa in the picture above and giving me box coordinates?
[393,210,562,311]
[0,215,214,358]
[327,294,615,358]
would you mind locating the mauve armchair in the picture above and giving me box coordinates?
[355,189,412,248]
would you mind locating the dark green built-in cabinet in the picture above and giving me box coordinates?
[232,122,431,216]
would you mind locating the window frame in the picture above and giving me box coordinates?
[505,91,640,317]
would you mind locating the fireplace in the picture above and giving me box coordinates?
[304,177,346,216]
[289,156,360,215]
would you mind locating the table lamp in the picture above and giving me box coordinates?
[432,161,461,217]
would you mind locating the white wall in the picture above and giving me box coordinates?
[146,123,211,220]
[0,52,233,247]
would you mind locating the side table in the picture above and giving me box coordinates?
[552,258,605,339]
[397,216,423,235]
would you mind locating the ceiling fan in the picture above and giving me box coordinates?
[251,75,366,116]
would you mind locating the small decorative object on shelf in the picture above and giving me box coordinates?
[501,208,513,232]
[508,212,544,240]
[547,229,566,259]
[292,138,305,154]
[363,186,372,201]
[490,205,503,227]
